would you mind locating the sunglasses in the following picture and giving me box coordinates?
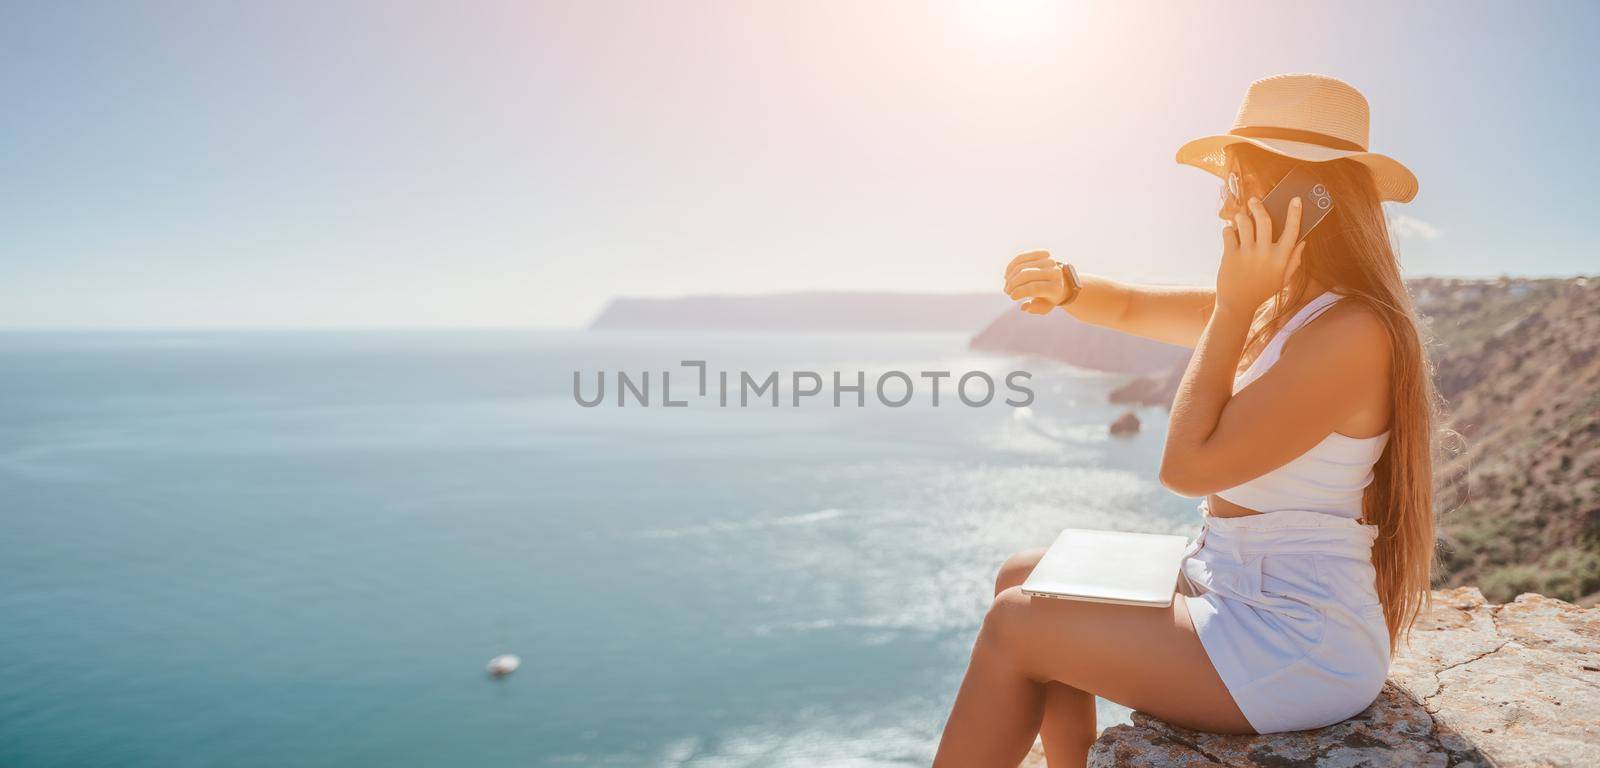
[1220,168,1265,204]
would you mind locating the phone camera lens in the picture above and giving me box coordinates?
[1317,197,1332,210]
[1312,184,1327,196]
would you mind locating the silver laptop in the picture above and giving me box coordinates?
[1020,528,1191,608]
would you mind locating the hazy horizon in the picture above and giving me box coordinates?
[0,272,1587,331]
[5,1,1597,329]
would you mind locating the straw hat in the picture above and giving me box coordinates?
[1176,73,1418,203]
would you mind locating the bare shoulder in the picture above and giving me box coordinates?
[1281,299,1393,370]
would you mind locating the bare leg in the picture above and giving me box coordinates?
[993,550,1096,767]
[1039,684,1096,766]
[939,554,1251,768]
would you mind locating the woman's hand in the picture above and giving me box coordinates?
[1004,250,1065,314]
[1216,197,1306,315]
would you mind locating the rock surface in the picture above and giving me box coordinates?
[1021,587,1600,767]
[1109,411,1141,436]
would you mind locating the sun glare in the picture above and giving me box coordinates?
[956,0,1058,40]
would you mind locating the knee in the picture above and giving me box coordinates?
[979,585,1035,656]
[993,548,1047,597]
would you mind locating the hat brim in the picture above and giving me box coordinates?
[1176,135,1418,203]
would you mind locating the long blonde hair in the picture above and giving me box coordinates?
[1230,145,1439,647]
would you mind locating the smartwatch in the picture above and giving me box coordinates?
[1055,261,1083,307]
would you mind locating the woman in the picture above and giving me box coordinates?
[934,74,1438,768]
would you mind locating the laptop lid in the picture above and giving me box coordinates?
[1020,528,1191,608]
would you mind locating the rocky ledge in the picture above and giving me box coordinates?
[1023,587,1600,767]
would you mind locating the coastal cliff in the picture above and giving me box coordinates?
[1421,278,1600,604]
[1016,587,1600,767]
[588,292,1012,332]
[968,309,1191,375]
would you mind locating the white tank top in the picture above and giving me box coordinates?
[1214,291,1390,519]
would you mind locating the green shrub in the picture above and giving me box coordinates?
[1479,564,1544,603]
[1537,547,1600,600]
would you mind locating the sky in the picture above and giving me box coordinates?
[2,0,1596,329]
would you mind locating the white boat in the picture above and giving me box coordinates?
[487,654,521,678]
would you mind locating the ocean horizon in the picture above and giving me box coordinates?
[0,330,1201,766]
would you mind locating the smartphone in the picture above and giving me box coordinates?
[1260,165,1335,243]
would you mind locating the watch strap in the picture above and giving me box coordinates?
[1056,262,1083,306]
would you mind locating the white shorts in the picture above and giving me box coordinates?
[1179,508,1391,734]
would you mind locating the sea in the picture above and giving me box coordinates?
[0,330,1202,767]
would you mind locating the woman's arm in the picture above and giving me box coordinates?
[1002,251,1217,347]
[1157,196,1390,496]
[1159,301,1390,496]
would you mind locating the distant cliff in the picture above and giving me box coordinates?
[968,310,1192,375]
[589,292,1012,332]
